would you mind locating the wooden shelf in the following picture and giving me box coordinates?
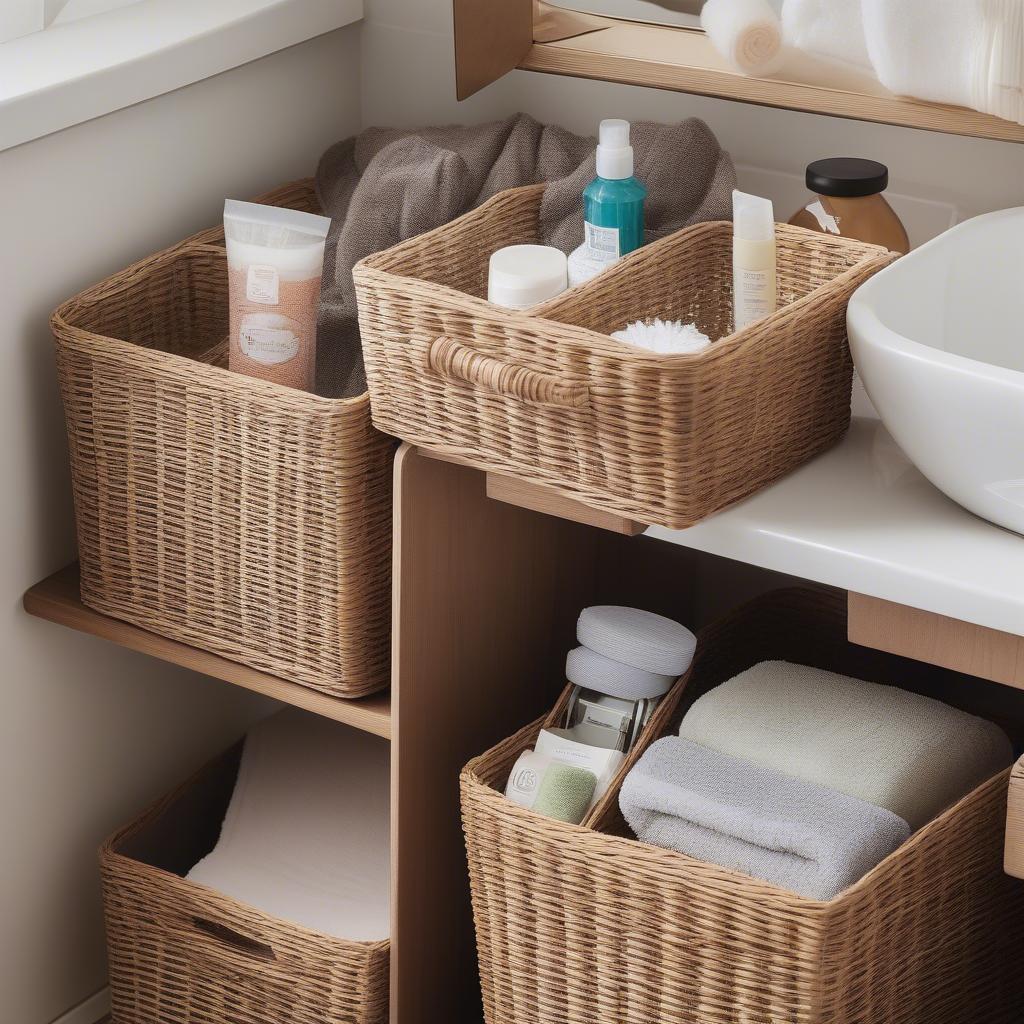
[23,564,391,740]
[518,17,1024,144]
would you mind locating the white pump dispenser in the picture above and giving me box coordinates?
[596,119,634,180]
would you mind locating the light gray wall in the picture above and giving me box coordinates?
[1,26,362,1024]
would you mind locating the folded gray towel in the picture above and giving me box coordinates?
[619,737,911,901]
[314,113,735,398]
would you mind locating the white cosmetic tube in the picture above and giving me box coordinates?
[732,190,777,332]
[223,200,332,392]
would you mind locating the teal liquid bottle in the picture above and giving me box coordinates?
[583,119,647,262]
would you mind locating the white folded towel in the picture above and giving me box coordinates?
[781,0,1024,124]
[679,661,1014,829]
[782,0,871,70]
[187,709,390,941]
[702,0,786,76]
[862,0,1024,125]
[620,737,911,900]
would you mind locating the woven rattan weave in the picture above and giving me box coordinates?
[355,185,896,529]
[52,182,394,697]
[101,745,389,1024]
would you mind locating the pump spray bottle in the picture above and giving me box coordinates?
[568,119,647,287]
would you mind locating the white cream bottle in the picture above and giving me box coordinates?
[732,189,777,332]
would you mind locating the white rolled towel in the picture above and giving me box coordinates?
[862,0,1024,125]
[702,0,785,77]
[781,0,872,70]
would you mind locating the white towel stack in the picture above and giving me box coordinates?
[782,0,871,70]
[704,0,1024,125]
[862,0,1024,126]
[187,709,390,941]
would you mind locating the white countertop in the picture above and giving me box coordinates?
[647,417,1024,638]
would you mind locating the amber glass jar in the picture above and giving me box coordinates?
[789,158,909,254]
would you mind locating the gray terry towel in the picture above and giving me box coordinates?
[619,737,912,901]
[313,113,736,398]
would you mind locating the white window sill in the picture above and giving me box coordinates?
[0,0,363,153]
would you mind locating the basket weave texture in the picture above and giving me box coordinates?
[52,181,395,698]
[101,744,389,1024]
[461,589,1024,1024]
[354,185,897,529]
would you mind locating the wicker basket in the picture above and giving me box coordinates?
[461,589,1024,1024]
[52,181,394,698]
[354,185,896,530]
[101,744,389,1024]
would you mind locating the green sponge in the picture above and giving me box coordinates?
[533,763,597,824]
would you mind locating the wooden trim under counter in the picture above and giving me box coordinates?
[486,472,645,536]
[848,593,1024,691]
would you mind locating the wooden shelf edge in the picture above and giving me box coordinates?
[486,471,645,536]
[23,564,391,740]
[518,21,1024,145]
[848,592,1024,691]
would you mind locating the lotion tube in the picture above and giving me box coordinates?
[732,190,777,332]
[224,200,331,393]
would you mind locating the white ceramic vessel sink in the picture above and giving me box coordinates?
[848,208,1024,536]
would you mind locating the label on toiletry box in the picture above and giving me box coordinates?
[246,264,280,304]
[239,313,300,365]
[584,222,621,260]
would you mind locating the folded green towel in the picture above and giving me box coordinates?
[533,763,597,824]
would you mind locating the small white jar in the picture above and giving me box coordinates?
[488,244,568,310]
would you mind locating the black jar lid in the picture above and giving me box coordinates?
[807,158,889,198]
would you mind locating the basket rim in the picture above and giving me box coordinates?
[51,241,371,412]
[101,743,391,954]
[354,185,897,371]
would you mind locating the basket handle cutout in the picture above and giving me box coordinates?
[427,336,590,410]
[191,917,277,963]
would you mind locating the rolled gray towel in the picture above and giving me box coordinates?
[619,737,912,901]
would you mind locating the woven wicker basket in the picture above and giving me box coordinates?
[52,181,394,698]
[461,589,1024,1024]
[101,743,389,1024]
[354,185,897,530]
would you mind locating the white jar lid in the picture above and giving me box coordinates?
[488,245,568,310]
